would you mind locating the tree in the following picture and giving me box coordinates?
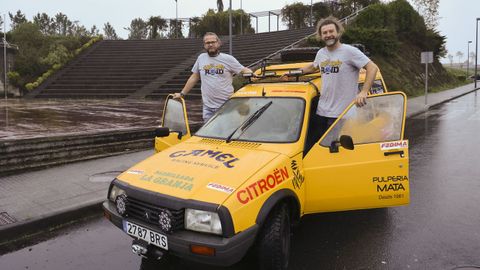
[168,19,184,39]
[9,10,28,30]
[456,51,464,68]
[33,13,54,35]
[70,22,89,37]
[189,9,254,37]
[281,3,310,29]
[126,18,148,40]
[312,2,333,23]
[147,16,167,39]
[9,23,49,86]
[188,17,201,38]
[53,12,73,35]
[0,16,4,32]
[470,52,476,66]
[217,0,224,12]
[89,25,99,36]
[412,0,439,29]
[447,54,454,67]
[103,22,118,40]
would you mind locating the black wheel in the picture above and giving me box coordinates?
[257,203,291,270]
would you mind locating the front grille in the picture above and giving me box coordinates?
[125,196,184,234]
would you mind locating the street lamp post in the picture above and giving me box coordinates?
[467,41,472,78]
[175,0,178,38]
[3,14,7,101]
[475,18,479,88]
[229,0,232,55]
[240,0,243,35]
[310,0,313,27]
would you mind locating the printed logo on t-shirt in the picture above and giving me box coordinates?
[320,60,342,74]
[203,64,225,75]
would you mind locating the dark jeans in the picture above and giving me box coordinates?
[305,114,337,155]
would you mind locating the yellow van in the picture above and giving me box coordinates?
[103,64,409,270]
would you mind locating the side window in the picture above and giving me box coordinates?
[320,94,405,147]
[162,98,187,135]
[358,79,385,94]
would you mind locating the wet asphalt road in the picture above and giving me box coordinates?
[1,92,480,270]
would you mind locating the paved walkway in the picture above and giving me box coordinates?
[0,83,478,244]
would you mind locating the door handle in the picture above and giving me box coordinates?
[384,150,404,157]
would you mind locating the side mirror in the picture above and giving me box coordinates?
[339,135,354,150]
[329,135,354,153]
[155,127,170,137]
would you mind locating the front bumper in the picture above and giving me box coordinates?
[103,200,258,266]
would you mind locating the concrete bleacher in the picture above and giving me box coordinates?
[146,27,315,99]
[27,27,315,99]
[26,39,204,99]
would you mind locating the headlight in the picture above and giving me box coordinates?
[108,185,126,202]
[185,209,222,235]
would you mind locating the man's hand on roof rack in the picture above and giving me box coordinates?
[242,72,259,82]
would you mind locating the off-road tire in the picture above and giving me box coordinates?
[257,203,291,270]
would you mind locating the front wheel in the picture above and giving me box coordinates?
[257,203,291,270]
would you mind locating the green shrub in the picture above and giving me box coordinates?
[22,36,102,90]
[7,71,21,85]
[342,27,398,56]
[25,83,35,91]
[36,77,44,85]
[352,3,390,29]
[386,0,425,36]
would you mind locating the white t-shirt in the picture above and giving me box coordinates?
[313,44,370,118]
[192,53,245,109]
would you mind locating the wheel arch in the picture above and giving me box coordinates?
[255,189,301,227]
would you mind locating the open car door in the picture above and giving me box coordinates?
[154,95,191,153]
[303,92,409,213]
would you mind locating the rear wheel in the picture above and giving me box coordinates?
[257,203,291,270]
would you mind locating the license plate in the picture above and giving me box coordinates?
[123,220,168,250]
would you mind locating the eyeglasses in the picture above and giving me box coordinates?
[204,41,218,45]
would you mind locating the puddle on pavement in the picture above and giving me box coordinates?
[0,99,203,141]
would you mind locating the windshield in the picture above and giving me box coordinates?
[196,97,305,143]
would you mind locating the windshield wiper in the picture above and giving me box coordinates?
[225,101,273,143]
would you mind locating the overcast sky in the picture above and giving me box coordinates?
[1,0,479,63]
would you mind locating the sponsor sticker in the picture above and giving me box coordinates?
[380,140,408,151]
[126,169,144,175]
[207,182,235,194]
[237,91,257,95]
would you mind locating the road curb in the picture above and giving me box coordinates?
[407,87,479,118]
[0,200,104,247]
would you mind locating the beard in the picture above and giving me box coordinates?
[207,48,220,57]
[325,37,338,47]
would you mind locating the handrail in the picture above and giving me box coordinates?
[247,6,369,68]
